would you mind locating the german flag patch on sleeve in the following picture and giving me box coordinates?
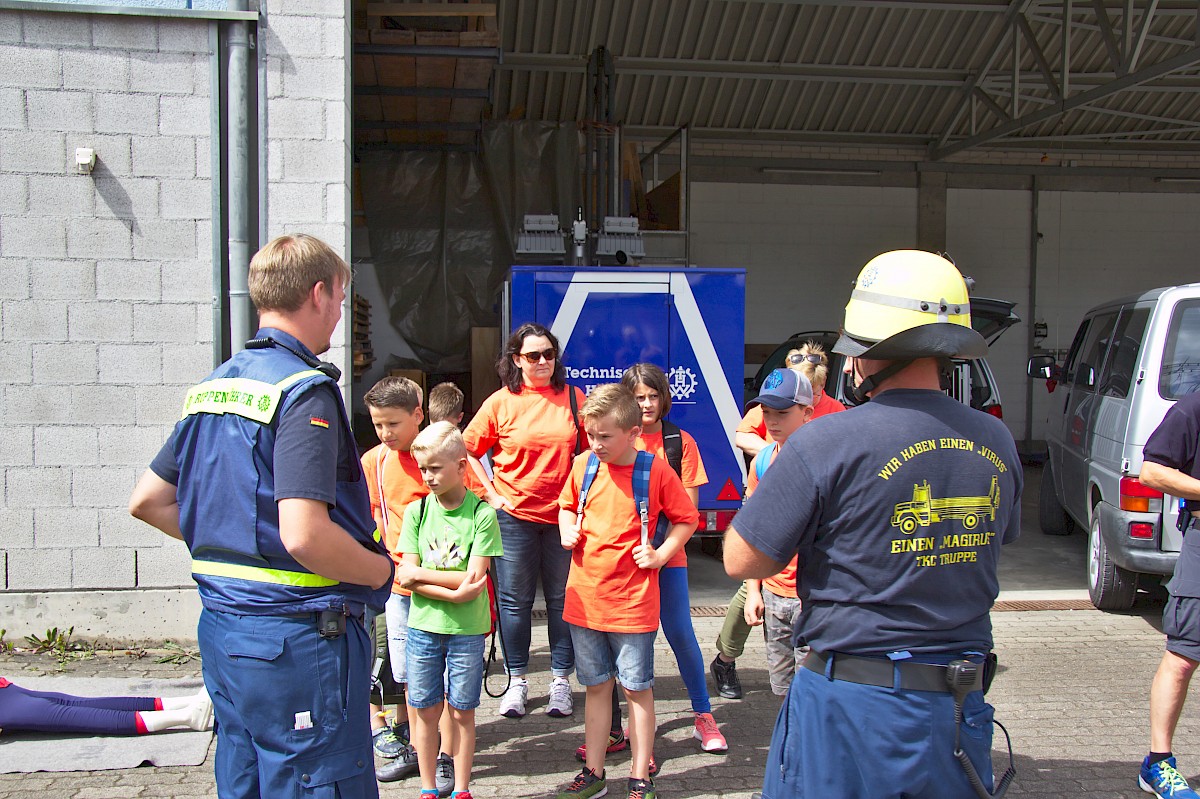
[309,416,330,429]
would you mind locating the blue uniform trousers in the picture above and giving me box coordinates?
[761,664,995,799]
[198,608,378,799]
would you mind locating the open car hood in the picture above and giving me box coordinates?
[970,297,1020,345]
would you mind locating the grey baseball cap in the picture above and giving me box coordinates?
[747,368,814,411]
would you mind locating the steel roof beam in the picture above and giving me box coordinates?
[1091,0,1127,74]
[1017,14,1064,99]
[1124,0,1161,73]
[931,42,1200,158]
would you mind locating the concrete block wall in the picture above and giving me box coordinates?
[0,10,213,600]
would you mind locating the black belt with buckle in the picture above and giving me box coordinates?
[802,651,984,694]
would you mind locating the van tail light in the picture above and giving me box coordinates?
[1129,522,1155,540]
[983,405,1003,419]
[1120,476,1163,513]
[697,511,737,532]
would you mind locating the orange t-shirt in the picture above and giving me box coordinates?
[362,444,429,594]
[558,453,699,633]
[745,443,799,599]
[737,391,846,444]
[463,385,586,524]
[636,427,707,569]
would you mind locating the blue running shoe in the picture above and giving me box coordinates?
[1141,756,1200,798]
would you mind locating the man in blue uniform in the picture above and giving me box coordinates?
[130,234,394,798]
[1137,394,1200,799]
[724,251,1022,799]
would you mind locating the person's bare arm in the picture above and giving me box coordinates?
[723,523,787,580]
[1141,461,1200,501]
[401,553,488,603]
[278,498,393,589]
[129,470,184,541]
[735,431,767,458]
[468,454,513,511]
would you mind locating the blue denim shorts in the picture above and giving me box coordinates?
[569,624,655,691]
[405,628,486,711]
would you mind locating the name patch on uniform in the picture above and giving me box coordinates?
[310,416,330,428]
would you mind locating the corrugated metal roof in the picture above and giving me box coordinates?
[493,0,1200,155]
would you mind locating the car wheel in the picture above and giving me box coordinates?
[1088,512,1137,611]
[1039,462,1075,535]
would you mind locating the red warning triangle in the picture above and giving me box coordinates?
[716,479,741,501]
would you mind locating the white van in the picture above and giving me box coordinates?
[1029,285,1200,610]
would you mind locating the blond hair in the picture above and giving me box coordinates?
[579,384,640,430]
[248,234,351,313]
[428,382,465,424]
[411,421,467,462]
[363,376,422,412]
[786,341,829,391]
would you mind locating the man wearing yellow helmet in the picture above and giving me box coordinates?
[724,250,1023,799]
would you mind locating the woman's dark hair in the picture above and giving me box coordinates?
[620,363,672,418]
[497,322,567,393]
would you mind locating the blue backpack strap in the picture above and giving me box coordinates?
[575,453,601,523]
[754,442,777,481]
[633,450,655,548]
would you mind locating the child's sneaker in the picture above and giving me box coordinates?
[557,767,608,799]
[692,712,728,752]
[376,742,419,782]
[435,753,455,797]
[710,655,742,699]
[1140,756,1200,798]
[575,729,629,762]
[547,676,575,717]
[450,793,473,799]
[626,777,656,799]
[499,679,528,718]
[373,726,407,759]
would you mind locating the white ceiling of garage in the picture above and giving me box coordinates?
[493,0,1200,157]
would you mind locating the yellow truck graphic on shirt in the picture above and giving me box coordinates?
[891,476,1000,534]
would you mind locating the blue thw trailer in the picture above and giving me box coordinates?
[506,266,747,536]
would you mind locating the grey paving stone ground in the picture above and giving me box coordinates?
[1,599,1195,798]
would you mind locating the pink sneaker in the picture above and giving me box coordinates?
[693,712,728,753]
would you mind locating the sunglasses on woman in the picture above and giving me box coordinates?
[787,353,824,366]
[518,348,557,364]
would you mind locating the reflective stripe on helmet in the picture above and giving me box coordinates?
[849,288,966,321]
[192,558,339,588]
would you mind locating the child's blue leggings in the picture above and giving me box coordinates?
[0,683,156,735]
[659,565,712,714]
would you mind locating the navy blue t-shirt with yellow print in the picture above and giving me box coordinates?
[733,389,1022,656]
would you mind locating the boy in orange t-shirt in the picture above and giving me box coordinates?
[555,384,698,799]
[427,381,486,500]
[361,376,426,782]
[740,368,815,697]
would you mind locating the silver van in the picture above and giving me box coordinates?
[1029,285,1200,610]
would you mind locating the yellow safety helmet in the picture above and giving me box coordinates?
[833,250,987,361]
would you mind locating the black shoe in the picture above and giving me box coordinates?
[435,752,454,797]
[375,743,419,782]
[710,655,743,699]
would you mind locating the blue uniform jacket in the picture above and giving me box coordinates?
[172,328,392,617]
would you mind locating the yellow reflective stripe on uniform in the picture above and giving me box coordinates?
[372,528,382,543]
[181,370,325,423]
[275,369,324,390]
[191,559,339,588]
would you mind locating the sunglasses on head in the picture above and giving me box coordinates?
[787,353,824,366]
[518,348,557,364]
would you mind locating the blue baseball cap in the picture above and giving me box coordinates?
[748,368,814,411]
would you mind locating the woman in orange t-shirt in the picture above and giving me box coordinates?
[734,341,845,458]
[462,322,585,720]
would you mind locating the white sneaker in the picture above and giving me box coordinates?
[546,676,574,717]
[499,679,528,718]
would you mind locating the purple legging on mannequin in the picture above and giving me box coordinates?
[0,683,157,735]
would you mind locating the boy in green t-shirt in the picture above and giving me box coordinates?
[396,421,503,799]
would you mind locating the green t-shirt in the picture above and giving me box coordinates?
[398,492,503,635]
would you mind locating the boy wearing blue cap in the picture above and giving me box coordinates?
[716,368,814,696]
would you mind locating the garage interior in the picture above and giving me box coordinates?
[344,0,1200,454]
